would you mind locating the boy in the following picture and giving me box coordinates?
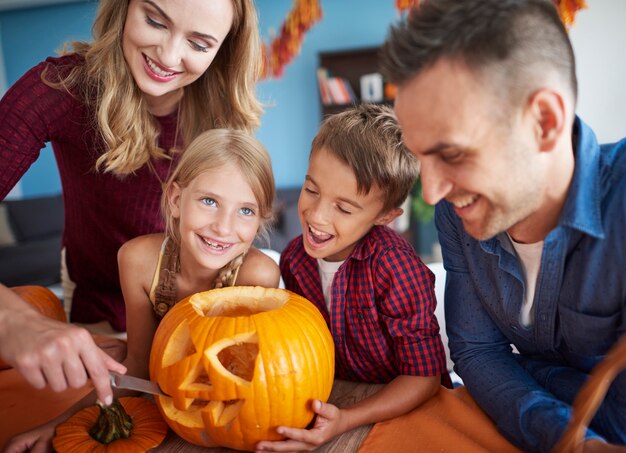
[256,104,450,452]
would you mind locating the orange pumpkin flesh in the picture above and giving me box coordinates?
[150,286,335,451]
[53,397,167,453]
[0,286,67,370]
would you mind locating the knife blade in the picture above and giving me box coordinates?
[109,371,166,397]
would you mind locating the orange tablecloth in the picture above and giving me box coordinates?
[359,385,522,453]
[0,367,92,447]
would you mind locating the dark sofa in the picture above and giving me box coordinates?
[0,188,302,288]
[259,187,302,253]
[0,194,64,287]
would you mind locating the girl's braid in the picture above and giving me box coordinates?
[213,252,246,289]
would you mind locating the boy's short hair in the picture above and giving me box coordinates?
[311,104,419,213]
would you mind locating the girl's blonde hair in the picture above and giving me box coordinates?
[161,129,275,288]
[44,0,263,176]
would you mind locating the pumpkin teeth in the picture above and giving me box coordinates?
[205,400,244,427]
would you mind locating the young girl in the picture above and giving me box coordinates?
[4,129,280,453]
[0,0,263,403]
[120,128,280,388]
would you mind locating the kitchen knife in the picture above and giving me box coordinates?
[109,371,166,397]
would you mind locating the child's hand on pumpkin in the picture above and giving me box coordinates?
[255,399,346,452]
[2,420,56,453]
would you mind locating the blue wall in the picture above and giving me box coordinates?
[0,0,400,196]
[255,0,399,189]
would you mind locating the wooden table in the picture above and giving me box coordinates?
[152,379,384,453]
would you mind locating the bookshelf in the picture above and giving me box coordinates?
[317,46,393,118]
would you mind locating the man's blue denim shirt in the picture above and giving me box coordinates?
[436,117,626,452]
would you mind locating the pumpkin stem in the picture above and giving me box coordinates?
[89,399,133,444]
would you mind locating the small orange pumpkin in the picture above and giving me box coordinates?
[0,286,67,370]
[12,285,66,322]
[149,286,335,451]
[53,397,167,453]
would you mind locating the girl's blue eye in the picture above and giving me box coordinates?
[240,207,255,216]
[201,198,216,206]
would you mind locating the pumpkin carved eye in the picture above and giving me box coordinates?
[150,287,335,451]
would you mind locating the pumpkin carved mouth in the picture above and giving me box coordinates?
[150,287,335,451]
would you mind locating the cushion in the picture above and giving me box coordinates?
[3,194,64,242]
[0,204,16,247]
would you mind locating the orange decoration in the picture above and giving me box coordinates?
[555,0,588,28]
[395,0,420,12]
[394,0,587,29]
[262,0,322,79]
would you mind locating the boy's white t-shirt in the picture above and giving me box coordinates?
[317,258,345,309]
[508,234,544,327]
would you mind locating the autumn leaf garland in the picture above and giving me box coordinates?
[555,0,588,28]
[262,0,322,79]
[262,0,588,79]
[394,0,587,28]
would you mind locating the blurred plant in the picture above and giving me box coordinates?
[411,177,435,224]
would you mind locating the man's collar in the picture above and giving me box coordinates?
[480,116,604,255]
[557,116,604,239]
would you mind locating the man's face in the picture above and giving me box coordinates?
[395,59,546,241]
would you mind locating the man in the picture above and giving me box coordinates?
[381,0,626,451]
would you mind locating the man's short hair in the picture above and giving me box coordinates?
[311,104,419,213]
[381,0,577,109]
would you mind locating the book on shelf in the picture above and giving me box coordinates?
[317,68,356,106]
[327,77,356,105]
[316,68,332,106]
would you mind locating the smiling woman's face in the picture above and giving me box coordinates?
[122,0,234,114]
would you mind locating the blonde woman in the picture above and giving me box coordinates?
[0,0,262,405]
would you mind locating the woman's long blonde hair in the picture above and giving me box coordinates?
[44,0,263,176]
[161,129,275,288]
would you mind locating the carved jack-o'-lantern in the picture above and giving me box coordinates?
[149,286,335,451]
